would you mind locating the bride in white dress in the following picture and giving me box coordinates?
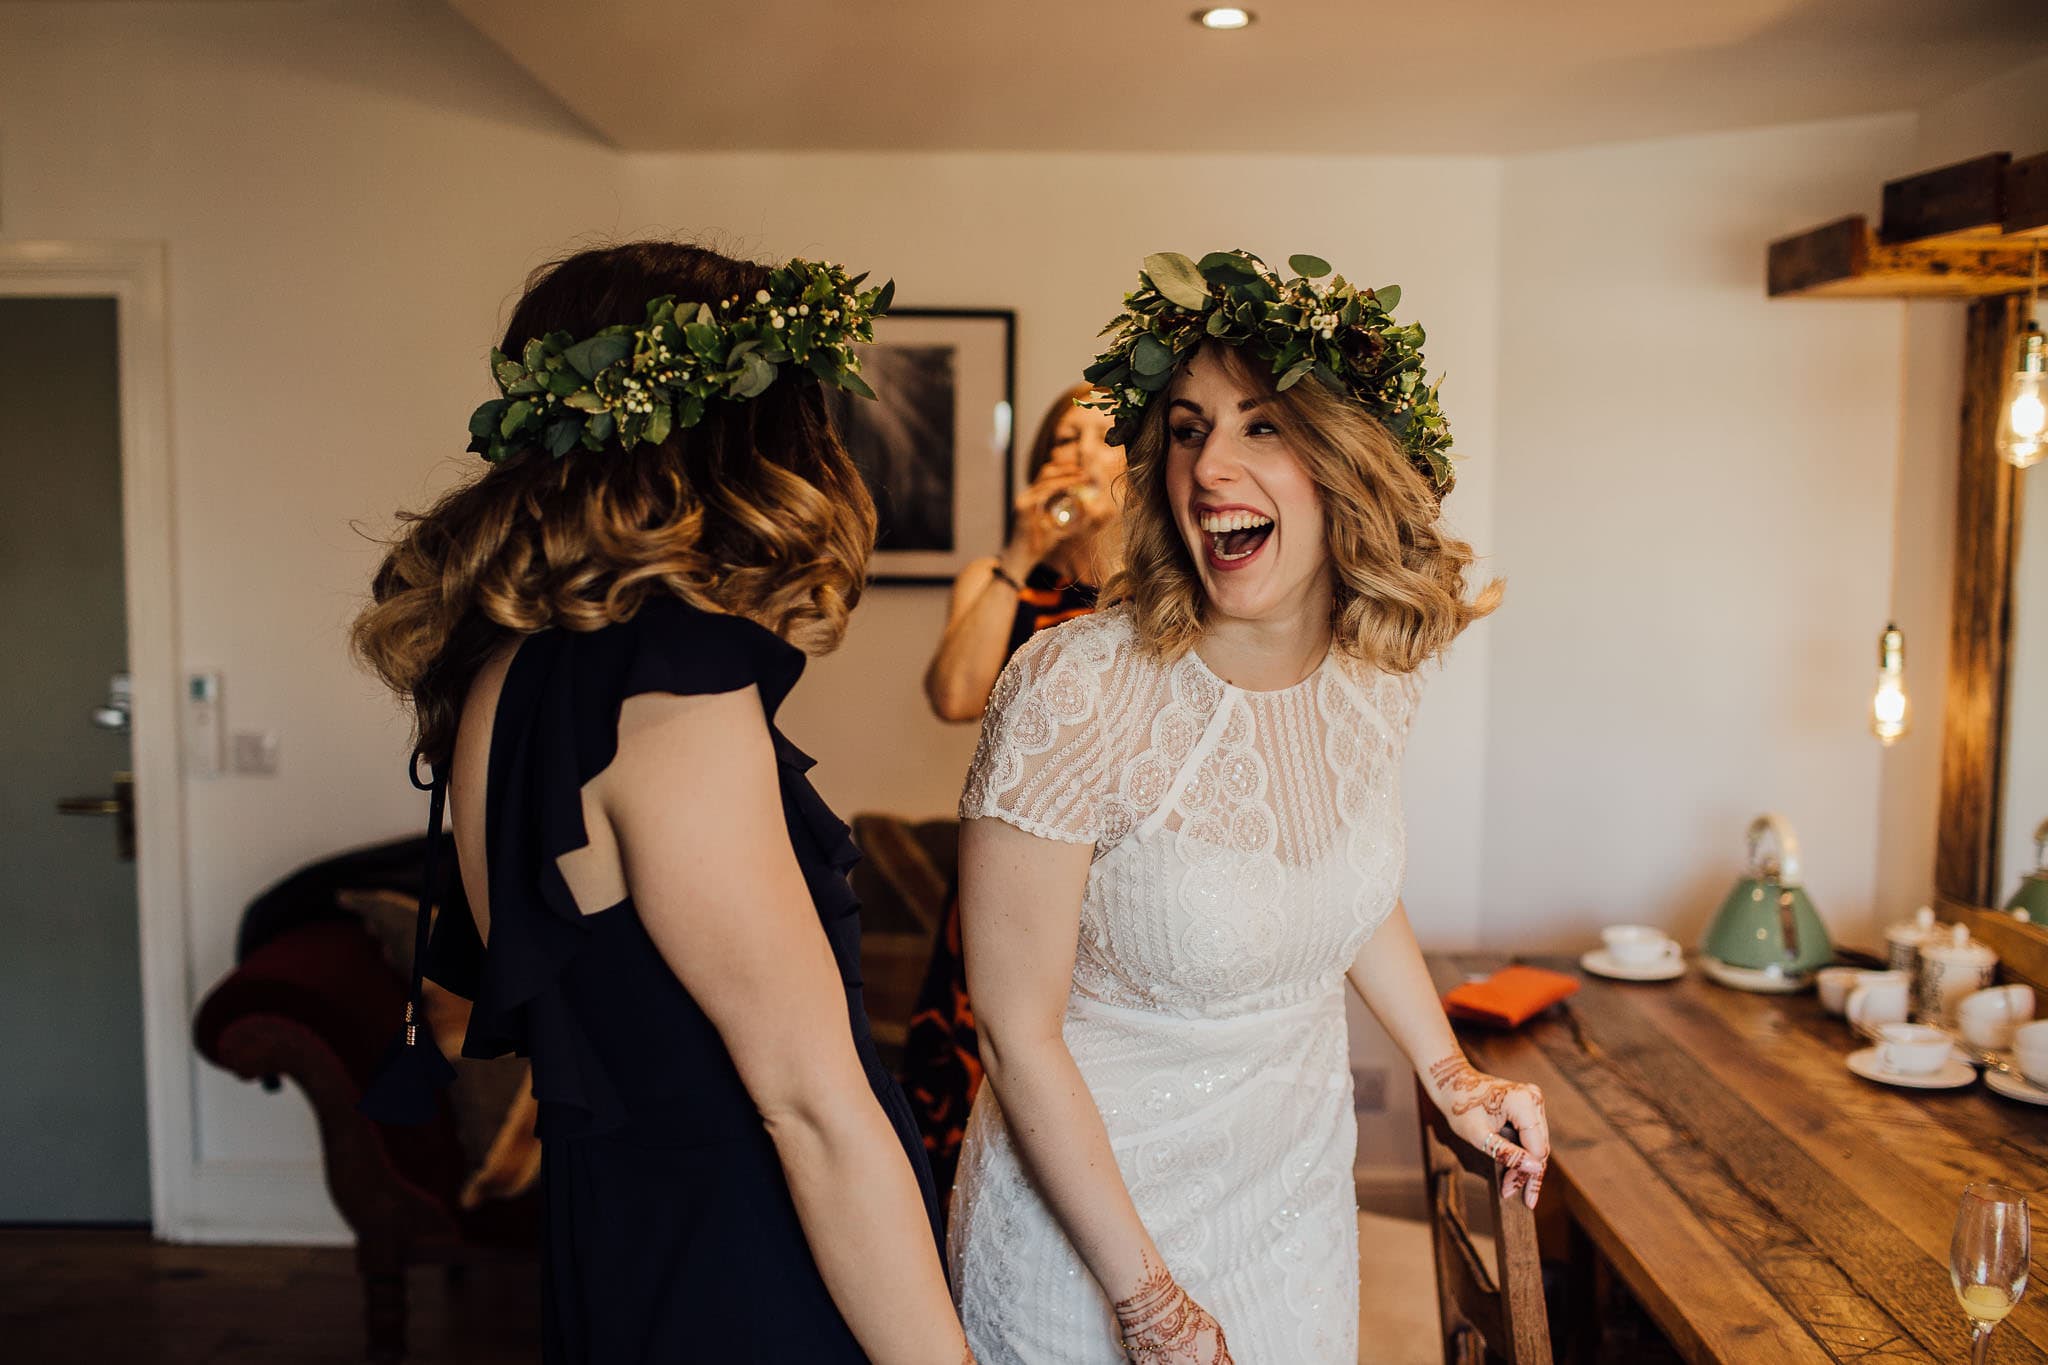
[948,252,1550,1365]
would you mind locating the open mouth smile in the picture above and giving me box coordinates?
[1196,507,1275,570]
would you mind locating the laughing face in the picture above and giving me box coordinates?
[1162,348,1330,629]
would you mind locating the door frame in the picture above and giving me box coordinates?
[0,241,190,1235]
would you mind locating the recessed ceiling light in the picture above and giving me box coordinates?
[1193,7,1255,30]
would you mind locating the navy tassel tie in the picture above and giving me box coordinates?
[358,757,458,1125]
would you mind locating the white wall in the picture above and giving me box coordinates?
[1482,115,1919,954]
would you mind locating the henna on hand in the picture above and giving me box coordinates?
[1427,1052,1517,1123]
[1114,1250,1233,1364]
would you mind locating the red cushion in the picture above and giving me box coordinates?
[194,919,464,1210]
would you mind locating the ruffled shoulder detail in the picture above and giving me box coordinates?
[438,596,814,1138]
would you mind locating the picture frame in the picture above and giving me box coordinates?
[824,308,1016,585]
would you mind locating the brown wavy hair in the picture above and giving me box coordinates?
[1024,381,1101,479]
[1104,343,1499,671]
[352,241,878,769]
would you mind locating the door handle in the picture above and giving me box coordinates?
[55,773,135,861]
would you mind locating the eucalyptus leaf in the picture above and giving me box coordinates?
[1198,252,1260,280]
[838,370,877,401]
[500,400,535,438]
[1288,254,1332,278]
[469,399,508,440]
[542,416,580,458]
[589,411,616,443]
[641,405,673,447]
[732,350,774,399]
[563,333,632,381]
[1372,285,1401,312]
[1143,252,1212,310]
[1131,334,1174,376]
[1276,359,1314,392]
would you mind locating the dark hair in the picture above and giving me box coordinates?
[353,241,877,768]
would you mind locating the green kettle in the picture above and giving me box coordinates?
[2008,819,2048,924]
[1701,813,1834,990]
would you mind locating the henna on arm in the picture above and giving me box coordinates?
[1114,1249,1233,1365]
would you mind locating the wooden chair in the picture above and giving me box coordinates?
[1416,1078,1554,1365]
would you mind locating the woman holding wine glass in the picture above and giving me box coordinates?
[1953,1182,2032,1363]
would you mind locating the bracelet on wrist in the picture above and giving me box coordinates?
[989,563,1024,592]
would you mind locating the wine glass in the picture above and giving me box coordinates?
[1952,1183,2032,1364]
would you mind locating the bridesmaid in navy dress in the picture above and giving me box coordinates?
[354,242,971,1365]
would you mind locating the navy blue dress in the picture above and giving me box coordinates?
[429,595,941,1363]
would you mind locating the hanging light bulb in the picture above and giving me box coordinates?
[2005,244,2046,470]
[1871,622,1909,746]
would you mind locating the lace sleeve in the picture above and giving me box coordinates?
[958,626,1109,845]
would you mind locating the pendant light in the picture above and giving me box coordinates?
[1871,622,1909,746]
[2003,243,2046,470]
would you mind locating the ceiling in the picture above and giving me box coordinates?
[446,0,2048,156]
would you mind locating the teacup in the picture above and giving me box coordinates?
[1875,1023,1953,1076]
[1846,973,1912,1030]
[2013,1019,2048,1087]
[1819,967,1903,1016]
[1602,924,1680,970]
[1958,984,2036,1052]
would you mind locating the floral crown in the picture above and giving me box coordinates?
[467,258,893,464]
[1083,250,1454,495]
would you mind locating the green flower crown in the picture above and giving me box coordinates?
[467,258,893,464]
[1083,250,1454,495]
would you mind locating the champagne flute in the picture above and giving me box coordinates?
[1952,1183,2032,1364]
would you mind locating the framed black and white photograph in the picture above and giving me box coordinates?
[824,308,1015,584]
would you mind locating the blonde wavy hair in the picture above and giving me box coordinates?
[352,241,877,769]
[1104,343,1499,671]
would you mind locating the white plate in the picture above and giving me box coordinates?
[1986,1067,2048,1105]
[1579,948,1686,982]
[1846,1047,1977,1090]
[1702,957,1813,994]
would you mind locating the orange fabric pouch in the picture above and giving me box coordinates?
[1442,964,1580,1028]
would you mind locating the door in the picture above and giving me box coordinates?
[0,296,151,1221]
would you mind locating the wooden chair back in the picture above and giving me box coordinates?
[1415,1077,1553,1365]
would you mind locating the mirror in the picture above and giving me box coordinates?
[2000,303,2048,911]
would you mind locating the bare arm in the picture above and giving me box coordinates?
[923,467,1097,723]
[1344,901,1551,1208]
[602,687,967,1365]
[960,816,1231,1361]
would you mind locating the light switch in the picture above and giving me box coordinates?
[230,730,280,776]
[183,671,224,777]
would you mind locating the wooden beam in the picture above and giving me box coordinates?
[1935,294,2025,907]
[2007,151,2048,238]
[1767,214,2039,298]
[1880,152,2010,243]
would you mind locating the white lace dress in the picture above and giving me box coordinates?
[949,605,1420,1365]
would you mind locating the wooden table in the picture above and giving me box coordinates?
[1427,954,2048,1365]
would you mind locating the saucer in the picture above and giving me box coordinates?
[1702,957,1812,994]
[1846,1047,1976,1090]
[1985,1067,2048,1105]
[1580,948,1685,982]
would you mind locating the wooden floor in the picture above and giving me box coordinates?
[1,1218,1446,1364]
[0,1230,540,1364]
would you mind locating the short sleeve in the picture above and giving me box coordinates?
[958,625,1108,846]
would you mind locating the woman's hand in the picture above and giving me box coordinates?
[1425,1053,1550,1209]
[1115,1252,1233,1365]
[1004,466,1096,568]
